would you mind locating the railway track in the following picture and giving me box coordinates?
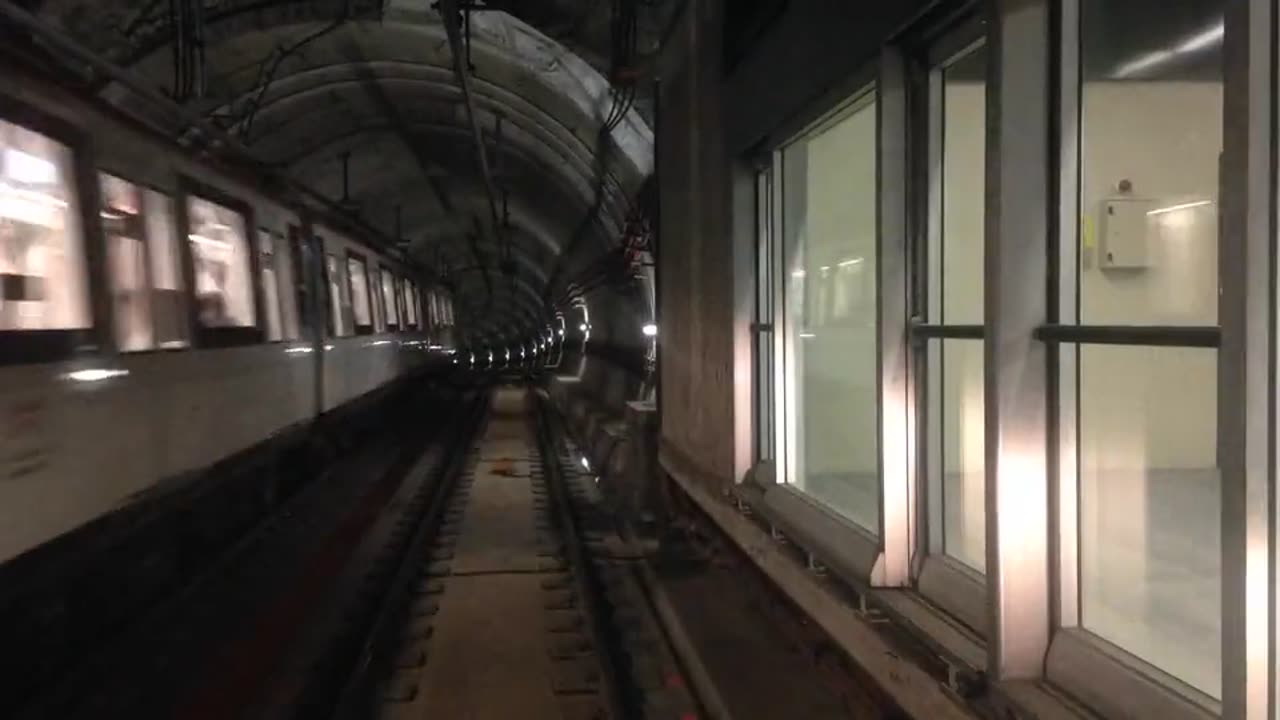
[337,387,701,720]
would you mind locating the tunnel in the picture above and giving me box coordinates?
[0,1,1275,719]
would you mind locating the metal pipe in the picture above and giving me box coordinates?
[437,0,505,286]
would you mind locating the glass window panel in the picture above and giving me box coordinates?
[1073,0,1224,698]
[288,230,314,338]
[370,268,385,332]
[325,253,347,336]
[0,121,90,330]
[939,45,986,325]
[187,196,254,328]
[920,43,988,574]
[402,279,417,328]
[381,268,398,328]
[259,230,283,342]
[1078,0,1222,326]
[100,174,153,351]
[780,92,879,533]
[930,338,985,572]
[348,256,371,327]
[1077,344,1219,697]
[143,189,189,348]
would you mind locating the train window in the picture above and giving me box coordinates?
[0,119,90,331]
[143,189,189,348]
[288,228,313,338]
[325,253,348,337]
[413,283,424,330]
[347,254,372,331]
[100,174,153,351]
[187,196,254,329]
[402,278,417,330]
[258,230,284,342]
[369,266,385,332]
[380,266,399,329]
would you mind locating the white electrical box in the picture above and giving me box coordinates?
[1098,198,1153,269]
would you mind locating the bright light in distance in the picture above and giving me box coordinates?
[284,346,314,355]
[64,367,129,383]
[641,323,658,337]
[558,328,565,336]
[580,456,591,471]
[579,323,588,332]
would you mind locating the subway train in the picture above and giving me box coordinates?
[0,59,456,568]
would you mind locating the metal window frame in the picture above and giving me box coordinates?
[1039,0,1270,716]
[748,74,886,582]
[1221,0,1274,715]
[900,17,994,628]
[752,164,776,466]
[984,0,1053,682]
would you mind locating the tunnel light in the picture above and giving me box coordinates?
[642,323,658,337]
[1114,18,1223,78]
[284,346,314,355]
[1147,200,1213,216]
[64,367,129,383]
[799,332,817,339]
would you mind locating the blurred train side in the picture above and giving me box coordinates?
[0,62,457,565]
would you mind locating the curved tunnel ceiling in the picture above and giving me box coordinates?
[30,0,663,343]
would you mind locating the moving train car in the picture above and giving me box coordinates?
[0,60,456,567]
